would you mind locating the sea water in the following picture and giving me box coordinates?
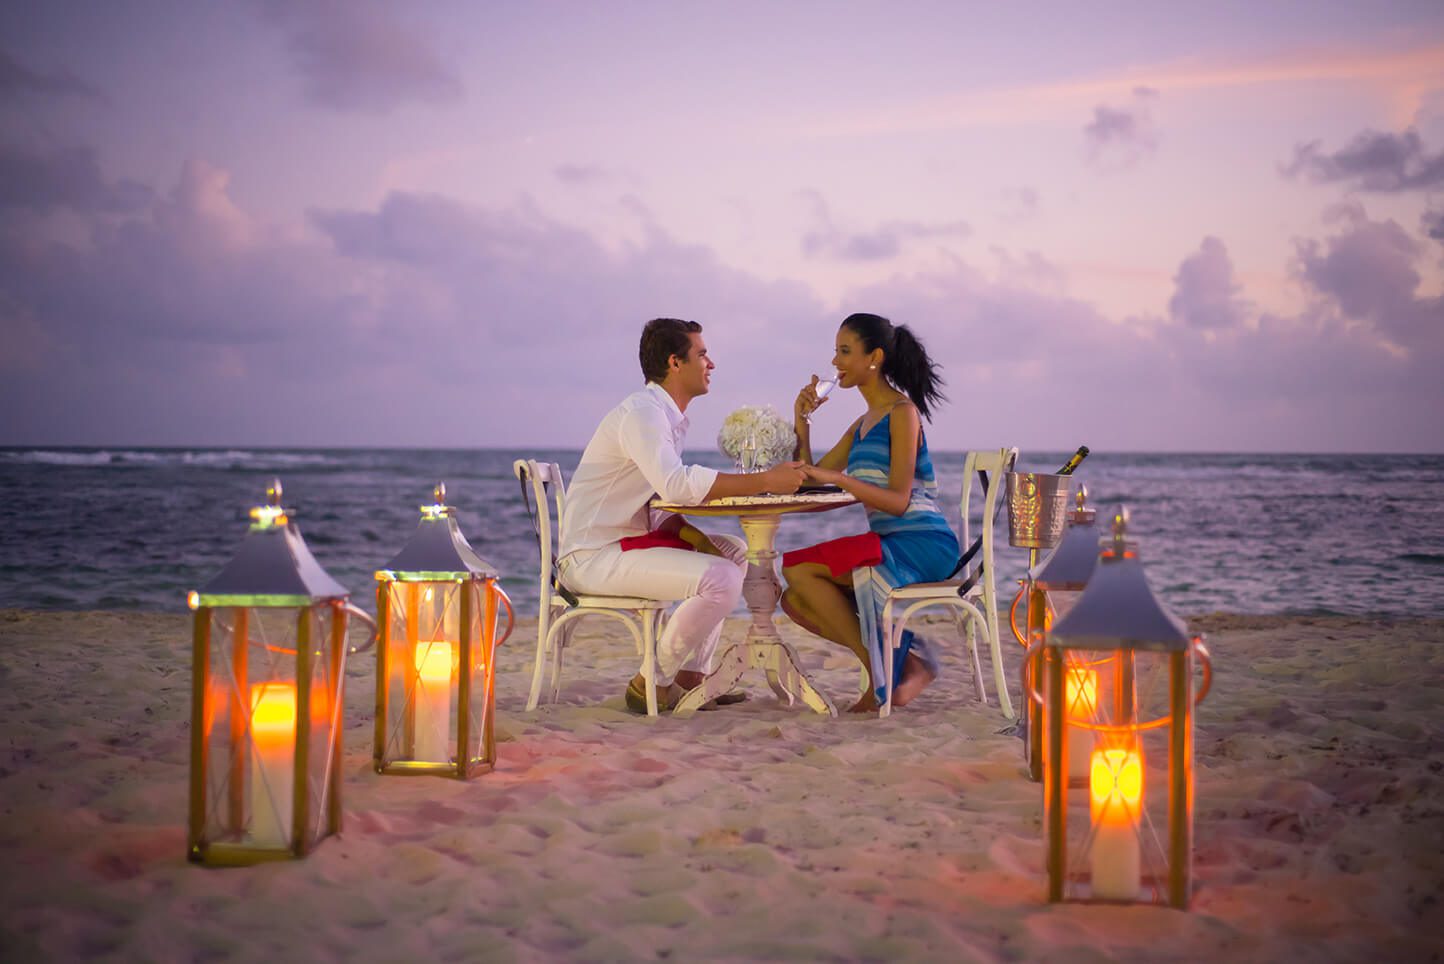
[1,448,1441,619]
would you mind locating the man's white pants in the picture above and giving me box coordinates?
[559,534,748,684]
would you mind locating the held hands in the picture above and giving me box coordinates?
[761,460,806,494]
[799,463,844,487]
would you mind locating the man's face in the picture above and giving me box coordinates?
[671,332,714,399]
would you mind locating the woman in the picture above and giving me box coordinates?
[781,312,958,712]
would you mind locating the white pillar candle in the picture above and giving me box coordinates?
[1089,747,1142,901]
[1066,666,1098,782]
[249,683,295,849]
[414,641,452,763]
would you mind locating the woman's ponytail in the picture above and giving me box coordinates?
[842,313,946,420]
[883,324,945,420]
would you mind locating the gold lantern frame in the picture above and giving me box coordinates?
[186,480,374,865]
[373,484,514,780]
[1024,507,1212,908]
[1017,486,1100,782]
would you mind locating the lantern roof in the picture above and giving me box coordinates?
[375,483,498,582]
[1048,506,1190,652]
[1029,486,1099,591]
[190,479,350,608]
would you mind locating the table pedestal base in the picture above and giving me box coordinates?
[672,515,837,718]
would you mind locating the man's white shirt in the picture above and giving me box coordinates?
[558,382,719,561]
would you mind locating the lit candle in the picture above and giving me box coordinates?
[1066,666,1098,782]
[414,641,452,763]
[1089,747,1142,900]
[249,682,296,848]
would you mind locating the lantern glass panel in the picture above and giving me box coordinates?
[378,579,499,773]
[381,580,458,766]
[463,582,501,770]
[1051,642,1193,904]
[196,603,342,857]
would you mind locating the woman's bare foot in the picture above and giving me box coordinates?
[890,652,937,707]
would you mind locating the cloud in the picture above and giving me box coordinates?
[0,156,829,445]
[999,186,1039,223]
[0,144,151,213]
[1168,236,1251,330]
[554,163,616,186]
[801,41,1444,139]
[1292,204,1442,345]
[1084,87,1159,169]
[3,152,1441,452]
[254,0,462,113]
[0,47,100,99]
[1424,208,1444,243]
[1284,128,1444,193]
[835,220,1443,452]
[798,190,969,262]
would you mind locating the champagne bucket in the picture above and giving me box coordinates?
[1005,472,1071,549]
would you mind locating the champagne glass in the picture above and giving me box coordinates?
[805,374,839,423]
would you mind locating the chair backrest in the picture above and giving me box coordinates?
[513,459,568,614]
[959,447,1019,581]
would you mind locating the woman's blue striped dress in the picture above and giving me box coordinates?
[846,410,959,700]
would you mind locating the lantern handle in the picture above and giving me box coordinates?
[1021,635,1046,707]
[1192,635,1212,706]
[344,602,378,654]
[1010,584,1027,648]
[491,583,516,648]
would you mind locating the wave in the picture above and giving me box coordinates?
[1398,552,1444,566]
[0,449,342,469]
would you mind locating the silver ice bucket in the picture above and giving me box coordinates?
[1005,472,1071,549]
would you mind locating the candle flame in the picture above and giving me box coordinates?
[1090,747,1143,820]
[250,682,297,740]
[1066,666,1098,719]
[416,641,453,685]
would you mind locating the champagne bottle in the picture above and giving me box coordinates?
[1056,445,1089,476]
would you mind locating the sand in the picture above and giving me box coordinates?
[0,608,1441,962]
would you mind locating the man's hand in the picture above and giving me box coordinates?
[762,461,806,494]
[704,460,807,499]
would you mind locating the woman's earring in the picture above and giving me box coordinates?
[869,364,877,370]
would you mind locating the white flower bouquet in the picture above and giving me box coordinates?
[718,405,796,472]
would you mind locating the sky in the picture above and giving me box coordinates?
[1,0,1442,453]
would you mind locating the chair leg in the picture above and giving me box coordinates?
[983,592,1014,720]
[549,619,571,705]
[879,597,895,718]
[526,609,552,711]
[641,612,659,718]
[958,611,987,705]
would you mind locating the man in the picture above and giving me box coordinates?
[559,318,806,713]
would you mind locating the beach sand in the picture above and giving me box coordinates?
[0,608,1440,961]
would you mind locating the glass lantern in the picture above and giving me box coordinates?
[374,483,514,779]
[1022,486,1099,783]
[186,479,373,865]
[1026,507,1212,908]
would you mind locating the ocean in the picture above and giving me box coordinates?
[1,448,1441,620]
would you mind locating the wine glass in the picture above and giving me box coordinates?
[805,374,838,423]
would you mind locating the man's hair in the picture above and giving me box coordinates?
[639,318,703,383]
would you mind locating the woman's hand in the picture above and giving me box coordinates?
[795,375,825,423]
[800,463,845,486]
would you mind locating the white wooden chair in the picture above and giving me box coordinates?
[870,447,1019,719]
[513,460,670,716]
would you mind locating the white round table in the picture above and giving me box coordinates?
[650,490,858,717]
